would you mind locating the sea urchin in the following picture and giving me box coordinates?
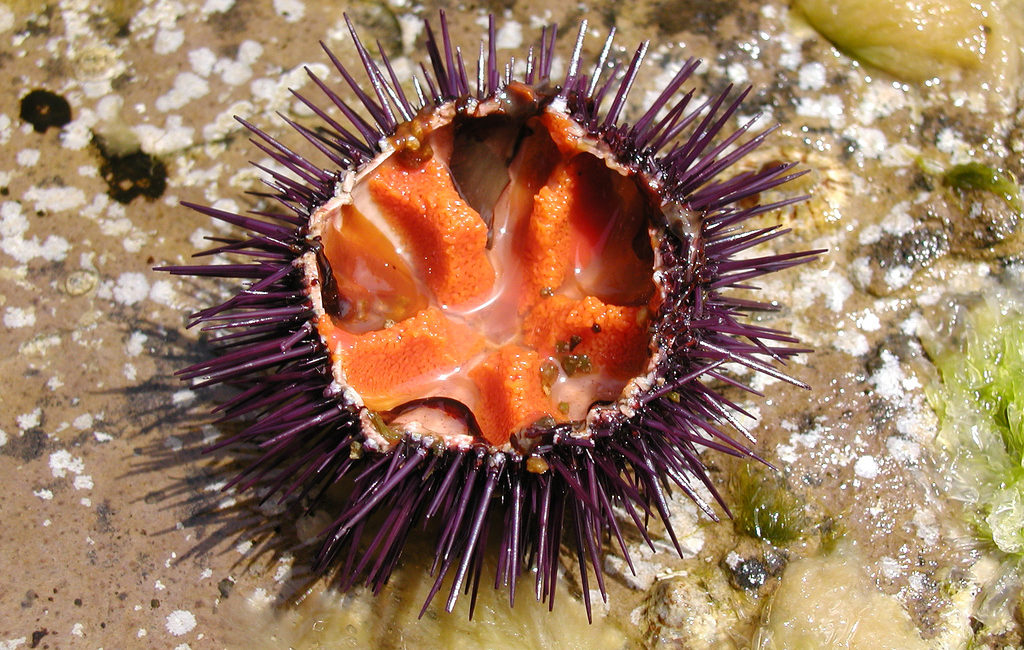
[163,13,819,619]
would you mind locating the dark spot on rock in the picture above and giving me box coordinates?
[73,598,82,606]
[218,578,234,598]
[763,547,788,576]
[21,590,38,608]
[858,224,950,295]
[800,471,824,487]
[30,629,48,648]
[345,3,402,56]
[943,191,1022,256]
[150,598,160,608]
[23,7,55,37]
[4,428,48,462]
[95,500,116,534]
[729,557,768,590]
[911,170,935,192]
[20,90,72,133]
[649,0,731,35]
[98,149,167,204]
[593,3,616,29]
[865,334,918,376]
[218,42,240,59]
[111,73,132,91]
[182,508,216,529]
[868,397,898,430]
[207,0,249,33]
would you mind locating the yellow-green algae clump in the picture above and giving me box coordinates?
[925,297,1024,555]
[730,464,807,545]
[943,162,1023,213]
[794,0,992,81]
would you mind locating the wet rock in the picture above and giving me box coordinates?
[648,0,731,35]
[639,570,743,650]
[345,1,402,56]
[855,223,950,296]
[943,192,1023,259]
[763,547,789,577]
[729,557,768,590]
[723,545,790,591]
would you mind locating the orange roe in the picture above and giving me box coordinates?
[468,345,563,446]
[518,161,575,313]
[321,307,485,411]
[368,156,495,308]
[523,295,652,380]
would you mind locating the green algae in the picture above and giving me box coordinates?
[730,464,806,545]
[943,162,1023,213]
[925,297,1024,555]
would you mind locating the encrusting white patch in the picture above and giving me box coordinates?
[798,62,826,91]
[113,272,151,306]
[126,331,148,357]
[49,450,85,478]
[16,148,40,166]
[496,22,523,50]
[834,330,869,357]
[3,306,36,328]
[156,72,210,112]
[189,47,217,77]
[17,408,41,430]
[154,28,185,55]
[73,413,94,430]
[165,610,197,636]
[23,186,87,214]
[134,115,195,155]
[0,6,14,33]
[853,454,879,479]
[201,0,235,14]
[272,0,305,23]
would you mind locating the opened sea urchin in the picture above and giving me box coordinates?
[164,14,819,617]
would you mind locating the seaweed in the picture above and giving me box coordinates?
[925,298,1024,555]
[943,162,1023,213]
[730,464,806,544]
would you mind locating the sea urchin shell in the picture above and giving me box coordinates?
[163,13,820,618]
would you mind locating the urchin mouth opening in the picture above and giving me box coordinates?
[302,91,668,455]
